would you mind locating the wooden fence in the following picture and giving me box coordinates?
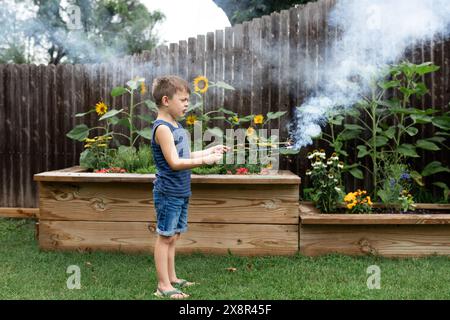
[1,0,449,208]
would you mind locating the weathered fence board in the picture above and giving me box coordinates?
[1,0,449,207]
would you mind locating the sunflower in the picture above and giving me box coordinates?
[253,114,264,125]
[246,127,255,137]
[95,101,108,116]
[193,76,209,94]
[186,115,198,126]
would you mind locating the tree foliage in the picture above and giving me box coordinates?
[213,0,317,25]
[0,0,164,64]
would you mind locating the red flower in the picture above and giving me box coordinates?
[236,167,249,175]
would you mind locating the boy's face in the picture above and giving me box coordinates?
[165,90,189,119]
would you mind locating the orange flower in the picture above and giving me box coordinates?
[253,114,264,124]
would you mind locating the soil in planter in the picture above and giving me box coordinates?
[330,207,445,215]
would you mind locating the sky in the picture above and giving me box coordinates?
[142,0,231,44]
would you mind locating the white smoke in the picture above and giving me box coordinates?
[290,0,450,150]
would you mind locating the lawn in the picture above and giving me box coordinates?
[1,218,450,300]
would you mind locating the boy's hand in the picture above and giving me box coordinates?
[203,152,223,165]
[211,145,231,155]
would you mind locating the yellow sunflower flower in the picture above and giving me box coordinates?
[186,115,198,126]
[193,75,209,94]
[95,101,108,116]
[254,114,264,125]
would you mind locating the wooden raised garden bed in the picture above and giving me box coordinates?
[299,202,450,257]
[34,166,301,256]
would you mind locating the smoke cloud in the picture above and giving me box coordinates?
[289,0,450,150]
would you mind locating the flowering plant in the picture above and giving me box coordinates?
[344,190,373,214]
[67,77,157,172]
[306,150,344,213]
[398,189,416,213]
[94,167,128,173]
[188,75,294,175]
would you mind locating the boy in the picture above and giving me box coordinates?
[151,75,229,299]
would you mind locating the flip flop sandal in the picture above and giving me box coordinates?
[154,288,189,299]
[171,279,196,288]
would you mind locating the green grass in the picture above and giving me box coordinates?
[1,218,450,300]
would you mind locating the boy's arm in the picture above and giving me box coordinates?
[191,145,231,159]
[156,125,222,170]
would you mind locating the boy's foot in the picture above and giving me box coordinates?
[154,287,189,299]
[170,278,196,288]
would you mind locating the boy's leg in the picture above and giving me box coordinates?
[168,233,180,282]
[154,234,188,298]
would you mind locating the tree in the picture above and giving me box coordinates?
[0,1,31,63]
[213,0,317,25]
[0,0,165,64]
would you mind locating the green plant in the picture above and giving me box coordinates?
[305,150,344,213]
[66,77,158,172]
[109,144,154,173]
[317,61,450,200]
[186,75,293,175]
[377,160,414,210]
[398,189,416,213]
[79,135,115,170]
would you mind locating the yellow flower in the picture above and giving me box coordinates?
[95,101,108,116]
[97,144,108,147]
[344,192,356,203]
[193,75,209,94]
[84,144,92,148]
[186,115,198,126]
[347,203,355,210]
[254,114,264,124]
[246,127,255,137]
[367,196,373,206]
[140,82,147,95]
[84,138,95,143]
[232,116,239,124]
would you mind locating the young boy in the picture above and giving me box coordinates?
[151,75,229,299]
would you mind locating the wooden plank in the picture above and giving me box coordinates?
[187,37,196,83]
[169,43,179,75]
[300,214,450,225]
[269,12,281,131]
[300,224,450,257]
[214,30,224,113]
[0,65,6,206]
[260,16,271,119]
[33,167,301,184]
[178,40,188,80]
[39,220,298,255]
[250,19,262,118]
[37,182,299,223]
[223,27,233,112]
[232,24,243,120]
[17,65,26,207]
[0,207,39,219]
[241,21,252,123]
[205,32,214,119]
[29,64,39,207]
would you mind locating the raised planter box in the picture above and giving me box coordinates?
[299,202,450,257]
[34,167,301,256]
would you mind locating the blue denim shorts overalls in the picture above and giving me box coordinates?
[153,190,190,237]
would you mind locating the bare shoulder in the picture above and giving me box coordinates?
[154,124,173,145]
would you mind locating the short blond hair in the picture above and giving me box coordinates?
[152,75,191,107]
